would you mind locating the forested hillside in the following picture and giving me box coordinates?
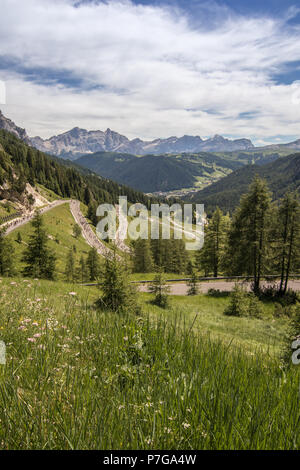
[76,151,242,193]
[0,130,157,208]
[188,153,300,213]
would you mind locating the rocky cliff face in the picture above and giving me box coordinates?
[30,128,254,158]
[0,110,31,145]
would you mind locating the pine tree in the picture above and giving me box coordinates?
[198,207,230,278]
[73,223,82,239]
[133,239,153,273]
[77,255,89,283]
[86,247,101,281]
[22,212,56,279]
[96,251,137,313]
[149,269,170,308]
[64,247,76,282]
[187,270,199,296]
[16,232,22,244]
[0,228,15,277]
[272,193,300,295]
[225,177,272,294]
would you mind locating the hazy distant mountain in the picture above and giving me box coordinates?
[2,109,300,161]
[30,127,255,158]
[257,139,300,151]
[0,110,31,145]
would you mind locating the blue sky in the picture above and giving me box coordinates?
[0,0,300,145]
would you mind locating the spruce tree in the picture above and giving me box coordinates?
[96,251,137,313]
[187,270,199,296]
[86,247,101,281]
[73,223,82,239]
[22,212,56,279]
[272,193,300,295]
[225,177,272,294]
[149,269,170,308]
[77,255,89,283]
[0,228,15,277]
[198,207,230,278]
[133,239,153,273]
[64,247,76,282]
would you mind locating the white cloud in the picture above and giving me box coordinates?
[0,0,300,141]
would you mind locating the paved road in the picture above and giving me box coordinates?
[139,279,300,295]
[69,200,113,258]
[2,198,129,258]
[3,200,71,235]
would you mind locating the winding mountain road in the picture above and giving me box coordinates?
[2,198,127,258]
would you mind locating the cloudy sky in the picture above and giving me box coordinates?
[1,0,300,145]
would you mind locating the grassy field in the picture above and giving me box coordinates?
[6,203,102,279]
[0,277,299,450]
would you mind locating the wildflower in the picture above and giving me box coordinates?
[33,333,41,338]
[123,336,129,341]
[32,322,39,326]
[69,292,77,296]
[27,338,36,343]
[182,422,191,429]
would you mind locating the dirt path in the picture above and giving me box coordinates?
[139,279,300,295]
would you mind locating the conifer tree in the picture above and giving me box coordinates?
[187,270,199,296]
[0,228,15,277]
[272,193,300,295]
[198,207,230,278]
[86,247,101,281]
[73,223,82,239]
[225,177,272,294]
[149,268,170,308]
[64,247,76,282]
[77,255,89,283]
[133,239,153,273]
[22,212,56,279]
[96,251,137,312]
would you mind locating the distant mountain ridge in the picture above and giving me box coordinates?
[30,127,255,158]
[1,109,300,160]
[187,152,300,213]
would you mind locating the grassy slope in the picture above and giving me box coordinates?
[6,203,102,279]
[139,292,286,355]
[0,278,298,450]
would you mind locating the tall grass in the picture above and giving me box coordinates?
[0,279,299,450]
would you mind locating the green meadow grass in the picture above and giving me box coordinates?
[0,278,299,450]
[6,203,102,279]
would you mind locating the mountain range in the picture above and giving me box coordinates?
[30,128,255,158]
[0,110,255,157]
[2,109,300,159]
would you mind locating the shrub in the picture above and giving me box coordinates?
[224,284,263,318]
[149,270,170,308]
